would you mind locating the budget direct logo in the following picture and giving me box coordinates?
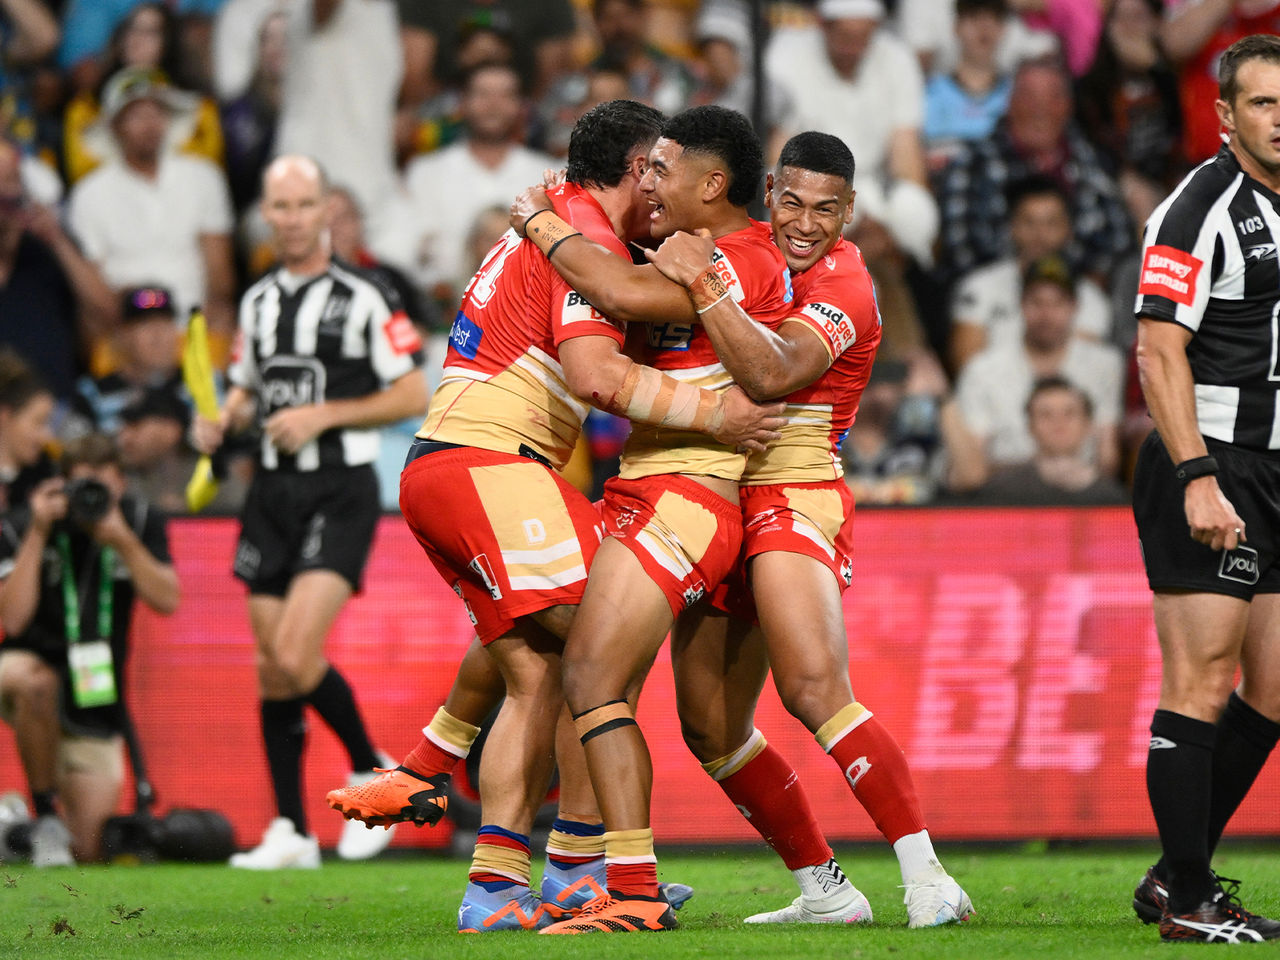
[1138,245,1201,307]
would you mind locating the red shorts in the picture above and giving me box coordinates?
[601,474,744,616]
[400,446,602,644]
[712,480,856,620]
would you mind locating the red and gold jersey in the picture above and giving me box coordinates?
[416,184,627,471]
[621,219,793,481]
[742,237,881,485]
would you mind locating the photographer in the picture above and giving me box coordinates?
[0,433,178,865]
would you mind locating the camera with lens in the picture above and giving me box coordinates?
[64,476,113,526]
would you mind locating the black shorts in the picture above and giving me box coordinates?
[1132,432,1280,599]
[233,465,380,596]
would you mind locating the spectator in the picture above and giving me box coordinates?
[0,0,61,165]
[934,58,1134,285]
[945,254,1124,491]
[895,0,1058,76]
[843,357,948,505]
[211,0,277,102]
[0,140,118,401]
[538,63,632,161]
[219,9,284,215]
[0,348,55,515]
[766,0,939,363]
[588,0,695,115]
[923,0,1012,173]
[116,385,249,516]
[396,0,577,108]
[1161,0,1280,165]
[67,69,236,360]
[0,432,179,864]
[1076,0,1185,228]
[1009,0,1102,78]
[968,376,1128,505]
[57,0,144,94]
[72,286,187,437]
[64,3,225,185]
[950,175,1112,371]
[404,62,556,311]
[274,0,403,265]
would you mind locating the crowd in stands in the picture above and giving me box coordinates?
[3,0,1273,512]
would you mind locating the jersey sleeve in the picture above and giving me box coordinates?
[783,258,880,362]
[1135,186,1223,332]
[550,191,629,347]
[366,274,426,384]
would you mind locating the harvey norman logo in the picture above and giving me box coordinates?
[1138,244,1202,307]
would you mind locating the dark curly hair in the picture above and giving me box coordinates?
[660,105,763,209]
[566,99,665,190]
[777,131,854,185]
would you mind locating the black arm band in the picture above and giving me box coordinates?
[546,231,583,259]
[523,208,554,236]
[1174,455,1219,486]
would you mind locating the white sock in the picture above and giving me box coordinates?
[894,829,944,884]
[793,858,855,905]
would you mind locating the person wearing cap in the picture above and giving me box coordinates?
[66,67,236,364]
[944,253,1124,491]
[72,286,191,437]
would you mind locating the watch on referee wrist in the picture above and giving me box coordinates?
[1173,455,1219,486]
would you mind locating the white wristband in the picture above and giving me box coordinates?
[695,291,731,315]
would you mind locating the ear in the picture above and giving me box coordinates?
[1215,97,1234,136]
[702,168,728,203]
[843,189,857,226]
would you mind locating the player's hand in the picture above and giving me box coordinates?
[28,478,67,535]
[510,185,554,237]
[644,229,716,287]
[541,167,567,190]
[264,404,331,454]
[1184,476,1246,552]
[190,413,226,455]
[715,385,785,453]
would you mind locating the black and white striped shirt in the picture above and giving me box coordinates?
[230,259,424,471]
[1136,146,1280,451]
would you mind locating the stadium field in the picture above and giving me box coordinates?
[5,843,1279,958]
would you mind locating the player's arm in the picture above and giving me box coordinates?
[645,229,831,401]
[1136,314,1244,552]
[560,335,784,451]
[511,189,695,324]
[264,370,428,455]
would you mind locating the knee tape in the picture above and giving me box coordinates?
[572,699,637,744]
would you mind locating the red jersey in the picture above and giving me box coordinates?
[621,219,793,481]
[417,183,627,471]
[742,237,881,484]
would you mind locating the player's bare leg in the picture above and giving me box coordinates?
[673,603,870,924]
[541,538,679,933]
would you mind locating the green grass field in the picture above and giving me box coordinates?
[4,843,1279,959]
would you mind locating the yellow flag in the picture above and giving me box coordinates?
[182,311,221,512]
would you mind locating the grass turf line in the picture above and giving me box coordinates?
[2,845,1278,959]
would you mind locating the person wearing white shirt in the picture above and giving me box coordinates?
[67,68,235,349]
[403,62,556,309]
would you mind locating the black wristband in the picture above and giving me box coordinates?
[1174,455,1219,486]
[523,208,554,236]
[546,231,583,259]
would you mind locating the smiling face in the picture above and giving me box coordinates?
[765,166,853,272]
[640,137,717,238]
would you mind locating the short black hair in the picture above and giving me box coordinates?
[567,99,665,189]
[661,105,763,209]
[777,131,855,185]
[1219,34,1280,105]
[1005,174,1070,215]
[955,0,1007,16]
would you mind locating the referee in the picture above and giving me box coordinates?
[194,155,427,869]
[1130,35,1280,943]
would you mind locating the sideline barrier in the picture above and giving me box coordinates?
[3,508,1277,850]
